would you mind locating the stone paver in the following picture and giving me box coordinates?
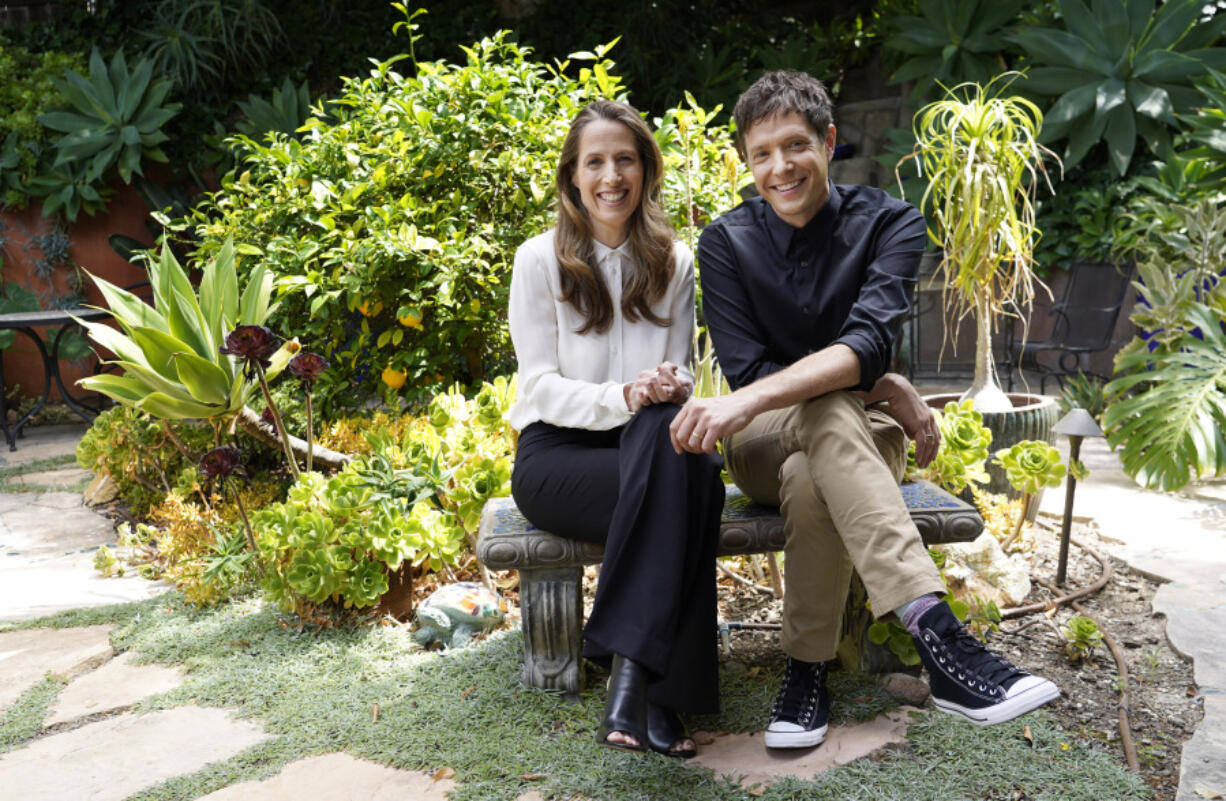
[199,753,457,800]
[0,625,113,710]
[691,709,913,789]
[1180,694,1226,800]
[0,490,165,622]
[0,706,268,801]
[0,424,88,470]
[1039,437,1226,801]
[46,650,184,726]
[7,466,92,489]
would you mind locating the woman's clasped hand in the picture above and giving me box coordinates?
[624,361,691,411]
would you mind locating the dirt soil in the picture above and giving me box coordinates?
[713,516,1203,801]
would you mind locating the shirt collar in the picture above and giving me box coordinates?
[762,183,843,256]
[592,238,631,263]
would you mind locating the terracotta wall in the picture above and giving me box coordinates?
[1,180,154,403]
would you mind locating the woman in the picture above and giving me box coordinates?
[508,100,724,758]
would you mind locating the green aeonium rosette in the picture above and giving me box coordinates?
[911,400,993,494]
[994,440,1067,495]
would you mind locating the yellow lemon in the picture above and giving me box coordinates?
[398,310,423,329]
[358,300,384,318]
[381,365,408,390]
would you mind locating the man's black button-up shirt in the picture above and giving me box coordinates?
[697,183,925,392]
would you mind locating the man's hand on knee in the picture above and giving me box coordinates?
[669,394,757,454]
[858,373,941,467]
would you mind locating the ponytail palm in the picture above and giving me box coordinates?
[911,75,1054,411]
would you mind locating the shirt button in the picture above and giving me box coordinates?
[802,306,810,314]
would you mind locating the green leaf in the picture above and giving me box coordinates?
[86,272,167,332]
[171,351,232,405]
[136,391,224,420]
[71,317,148,367]
[1105,305,1226,490]
[1044,83,1098,126]
[1127,80,1173,119]
[127,325,192,376]
[1137,0,1200,54]
[238,263,273,325]
[1103,101,1137,173]
[76,373,156,405]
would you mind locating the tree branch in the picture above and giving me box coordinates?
[236,406,352,470]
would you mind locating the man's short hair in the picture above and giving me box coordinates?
[733,71,834,157]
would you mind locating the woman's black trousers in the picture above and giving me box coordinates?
[511,403,725,714]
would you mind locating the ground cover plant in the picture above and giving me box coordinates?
[0,593,1150,801]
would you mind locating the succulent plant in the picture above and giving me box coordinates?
[288,351,328,387]
[199,445,241,479]
[995,440,1067,496]
[219,325,280,375]
[39,48,179,184]
[75,238,295,422]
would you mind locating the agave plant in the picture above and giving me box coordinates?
[75,238,294,421]
[39,47,179,185]
[1010,0,1226,175]
[884,0,1025,102]
[234,77,313,143]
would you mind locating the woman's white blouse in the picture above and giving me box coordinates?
[508,230,696,431]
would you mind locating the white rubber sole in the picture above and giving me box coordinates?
[763,723,828,749]
[933,677,1061,726]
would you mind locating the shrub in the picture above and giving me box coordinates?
[0,42,84,209]
[76,406,215,515]
[171,19,744,414]
[170,32,591,411]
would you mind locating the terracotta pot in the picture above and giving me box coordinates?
[924,392,1059,498]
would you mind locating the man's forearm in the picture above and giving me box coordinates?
[733,343,861,418]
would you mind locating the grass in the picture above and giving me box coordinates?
[0,672,67,756]
[1,591,1151,801]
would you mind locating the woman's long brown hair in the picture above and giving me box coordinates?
[554,100,675,335]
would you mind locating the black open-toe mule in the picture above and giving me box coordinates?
[596,654,649,753]
[646,703,697,759]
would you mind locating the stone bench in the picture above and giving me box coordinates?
[476,478,983,695]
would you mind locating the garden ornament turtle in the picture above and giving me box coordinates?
[412,581,507,649]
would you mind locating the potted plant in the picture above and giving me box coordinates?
[907,75,1060,492]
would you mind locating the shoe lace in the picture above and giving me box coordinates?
[771,659,824,722]
[945,627,1020,688]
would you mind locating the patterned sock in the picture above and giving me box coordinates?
[896,594,943,636]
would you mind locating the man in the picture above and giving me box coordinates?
[670,70,1058,749]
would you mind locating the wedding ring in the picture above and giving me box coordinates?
[925,433,936,440]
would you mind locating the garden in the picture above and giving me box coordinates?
[1,1,1224,799]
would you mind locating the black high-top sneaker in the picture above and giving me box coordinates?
[913,602,1060,726]
[763,657,829,748]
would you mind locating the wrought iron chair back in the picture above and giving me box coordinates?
[1006,260,1134,393]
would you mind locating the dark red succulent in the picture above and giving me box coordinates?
[260,407,278,435]
[219,325,279,374]
[199,445,242,479]
[288,351,328,387]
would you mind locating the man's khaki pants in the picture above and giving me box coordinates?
[723,391,945,663]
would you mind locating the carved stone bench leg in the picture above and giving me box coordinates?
[519,565,584,697]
